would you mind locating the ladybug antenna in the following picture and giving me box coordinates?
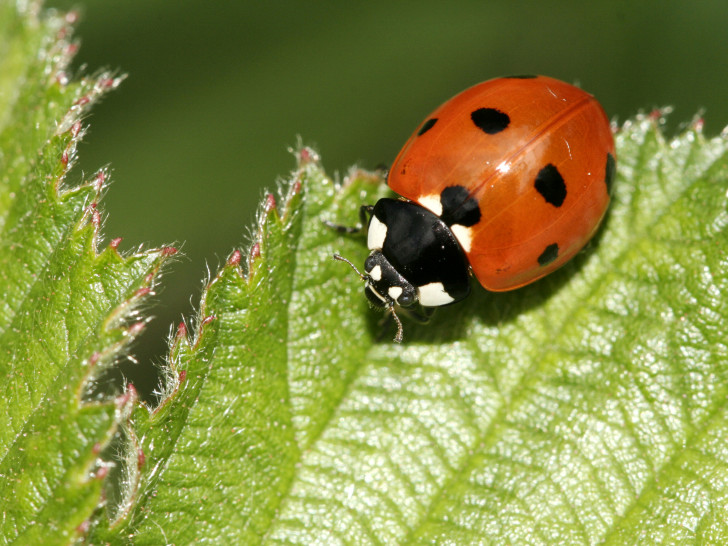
[332,253,368,280]
[334,253,404,343]
[388,304,404,343]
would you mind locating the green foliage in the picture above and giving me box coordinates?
[97,113,728,544]
[0,4,174,543]
[2,3,728,545]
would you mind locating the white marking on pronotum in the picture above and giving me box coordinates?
[450,224,473,253]
[418,282,454,307]
[368,264,382,281]
[388,286,403,301]
[418,194,443,216]
[367,216,387,250]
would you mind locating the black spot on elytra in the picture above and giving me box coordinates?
[471,108,510,134]
[534,164,566,207]
[504,74,538,79]
[439,185,481,227]
[538,243,559,266]
[605,153,616,196]
[417,118,438,136]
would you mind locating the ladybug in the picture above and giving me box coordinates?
[333,75,616,342]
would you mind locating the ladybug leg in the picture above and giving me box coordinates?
[374,303,405,343]
[323,205,374,235]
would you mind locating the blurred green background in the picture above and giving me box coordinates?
[45,0,728,399]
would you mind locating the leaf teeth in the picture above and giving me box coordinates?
[91,204,101,229]
[0,6,185,540]
[127,321,146,337]
[227,249,242,266]
[645,106,673,126]
[200,315,216,327]
[111,150,312,543]
[248,242,261,270]
[103,264,164,330]
[101,400,145,527]
[71,120,82,138]
[93,169,106,190]
[116,384,138,409]
[264,192,277,214]
[64,10,80,24]
[291,177,302,195]
[175,321,187,340]
[150,364,188,417]
[134,287,152,298]
[296,145,320,165]
[56,72,126,134]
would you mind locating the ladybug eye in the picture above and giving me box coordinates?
[396,286,418,307]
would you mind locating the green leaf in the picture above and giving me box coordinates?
[95,109,728,544]
[13,2,727,544]
[0,4,174,543]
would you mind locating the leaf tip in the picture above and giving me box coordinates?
[64,9,80,25]
[296,145,320,166]
[134,287,152,299]
[648,106,673,126]
[93,168,106,188]
[175,321,187,339]
[691,115,705,133]
[117,384,138,409]
[264,192,277,214]
[109,237,123,250]
[248,242,261,267]
[227,249,242,266]
[291,177,303,196]
[127,321,146,337]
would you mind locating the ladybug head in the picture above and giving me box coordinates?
[333,251,416,342]
[362,252,418,309]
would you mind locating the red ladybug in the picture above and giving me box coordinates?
[334,75,616,342]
